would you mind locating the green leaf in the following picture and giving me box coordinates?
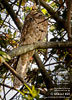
[47,0,51,2]
[0,50,11,60]
[13,31,16,38]
[16,88,29,99]
[41,8,47,15]
[8,29,11,34]
[24,83,40,99]
[24,83,33,96]
[0,51,5,55]
[50,25,55,32]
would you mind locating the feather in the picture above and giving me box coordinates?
[14,9,48,88]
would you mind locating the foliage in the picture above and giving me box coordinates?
[0,0,72,100]
[16,84,40,100]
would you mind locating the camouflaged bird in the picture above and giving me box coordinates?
[14,8,48,88]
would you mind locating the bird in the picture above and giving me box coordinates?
[13,7,48,88]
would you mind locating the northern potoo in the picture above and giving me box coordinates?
[14,9,48,88]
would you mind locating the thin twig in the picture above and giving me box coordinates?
[45,61,64,66]
[16,0,22,15]
[10,86,24,100]
[0,83,16,91]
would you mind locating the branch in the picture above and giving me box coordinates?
[4,61,25,83]
[1,0,66,32]
[67,0,72,40]
[10,86,24,100]
[0,0,54,90]
[1,0,22,31]
[34,0,66,30]
[7,41,72,89]
[33,52,54,89]
[0,83,16,91]
[2,60,30,88]
[7,41,72,58]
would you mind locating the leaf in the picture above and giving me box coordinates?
[16,89,30,100]
[0,56,5,64]
[8,29,11,33]
[24,83,33,96]
[50,25,55,32]
[0,38,6,48]
[32,86,38,97]
[25,6,32,11]
[0,51,5,55]
[41,8,47,15]
[47,0,51,2]
[21,0,26,6]
[0,51,11,60]
[24,83,40,99]
[50,2,57,8]
[3,54,11,60]
[13,31,16,38]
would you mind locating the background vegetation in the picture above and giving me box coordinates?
[0,0,72,100]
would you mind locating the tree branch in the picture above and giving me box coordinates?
[34,0,66,30]
[1,0,22,31]
[3,61,27,85]
[33,52,54,89]
[1,0,67,32]
[0,83,16,91]
[7,41,72,58]
[67,0,72,40]
[1,0,72,90]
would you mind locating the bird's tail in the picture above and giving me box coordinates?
[13,51,34,88]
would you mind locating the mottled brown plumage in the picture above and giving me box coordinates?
[14,9,48,88]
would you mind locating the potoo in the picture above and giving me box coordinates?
[14,8,48,88]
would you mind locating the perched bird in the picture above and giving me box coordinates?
[14,8,48,88]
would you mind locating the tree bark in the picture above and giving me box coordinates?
[7,41,72,58]
[33,52,54,89]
